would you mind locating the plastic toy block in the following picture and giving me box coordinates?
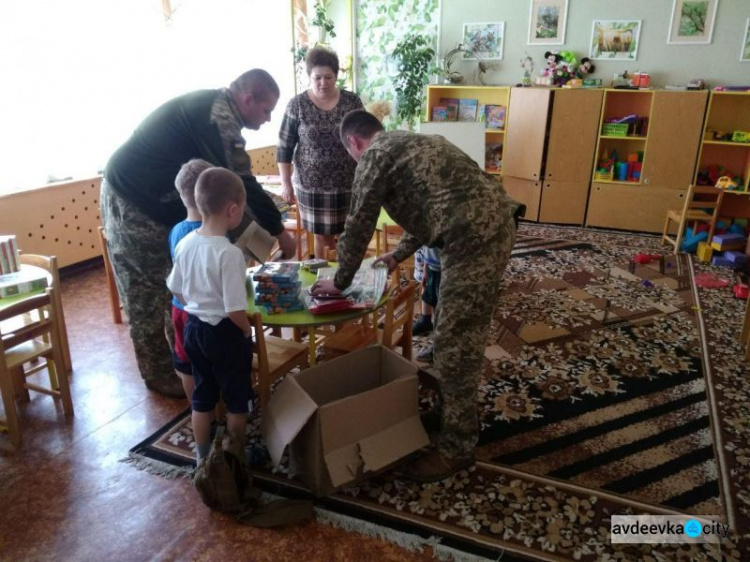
[696,241,714,263]
[711,255,734,267]
[712,233,745,245]
[681,230,708,253]
[724,251,747,265]
[711,241,745,252]
[729,223,746,235]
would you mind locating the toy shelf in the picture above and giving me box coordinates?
[591,89,653,188]
[702,140,749,147]
[596,179,644,186]
[425,85,511,177]
[600,135,647,141]
[695,91,750,193]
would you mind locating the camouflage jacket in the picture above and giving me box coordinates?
[335,131,521,290]
[105,89,283,234]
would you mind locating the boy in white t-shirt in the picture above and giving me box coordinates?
[166,167,253,464]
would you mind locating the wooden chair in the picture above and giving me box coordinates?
[283,205,315,260]
[97,227,123,324]
[18,253,72,374]
[250,312,309,410]
[382,223,415,279]
[662,185,724,254]
[321,280,418,361]
[0,288,74,446]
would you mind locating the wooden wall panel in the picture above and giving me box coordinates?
[0,178,102,268]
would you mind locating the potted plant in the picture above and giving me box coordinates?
[310,0,336,44]
[390,33,436,130]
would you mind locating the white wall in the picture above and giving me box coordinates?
[439,0,749,88]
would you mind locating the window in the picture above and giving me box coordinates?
[0,0,293,195]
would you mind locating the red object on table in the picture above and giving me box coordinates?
[632,253,661,264]
[733,283,750,299]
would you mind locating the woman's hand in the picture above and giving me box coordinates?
[281,182,296,204]
[310,279,341,297]
[373,252,399,273]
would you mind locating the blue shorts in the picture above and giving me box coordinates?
[422,268,441,308]
[184,315,253,414]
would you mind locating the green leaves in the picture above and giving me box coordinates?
[391,33,436,130]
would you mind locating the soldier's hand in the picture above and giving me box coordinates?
[310,279,340,297]
[373,252,399,273]
[277,231,296,260]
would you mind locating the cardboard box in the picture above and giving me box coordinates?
[263,346,430,497]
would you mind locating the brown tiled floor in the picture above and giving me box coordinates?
[0,265,434,561]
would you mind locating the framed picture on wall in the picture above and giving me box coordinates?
[667,0,719,45]
[462,22,505,60]
[741,18,750,62]
[528,0,568,45]
[589,20,642,60]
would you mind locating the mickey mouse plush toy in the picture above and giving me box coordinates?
[541,51,561,77]
[576,57,596,79]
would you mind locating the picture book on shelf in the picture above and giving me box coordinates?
[458,98,479,122]
[478,104,486,124]
[485,143,503,173]
[485,105,506,129]
[432,106,450,122]
[439,98,459,121]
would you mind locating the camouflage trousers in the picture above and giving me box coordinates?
[100,180,175,382]
[432,217,516,458]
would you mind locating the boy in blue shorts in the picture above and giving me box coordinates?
[167,167,253,463]
[413,246,442,362]
[169,159,214,400]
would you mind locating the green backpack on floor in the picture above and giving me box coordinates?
[193,427,313,527]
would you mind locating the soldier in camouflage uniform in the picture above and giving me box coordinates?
[101,69,295,397]
[312,110,522,482]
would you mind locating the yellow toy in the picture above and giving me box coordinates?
[715,176,738,190]
[696,241,713,263]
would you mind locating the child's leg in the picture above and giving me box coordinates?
[192,410,212,462]
[225,412,247,440]
[177,370,195,400]
[172,307,196,400]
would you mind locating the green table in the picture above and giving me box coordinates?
[246,266,386,366]
[0,288,45,311]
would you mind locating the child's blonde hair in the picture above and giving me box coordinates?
[175,159,213,209]
[195,168,245,216]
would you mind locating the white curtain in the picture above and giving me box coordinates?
[0,0,293,194]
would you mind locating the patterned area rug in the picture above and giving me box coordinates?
[127,225,748,561]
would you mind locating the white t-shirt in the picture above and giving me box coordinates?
[166,231,248,326]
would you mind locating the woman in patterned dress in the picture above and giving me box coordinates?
[277,46,364,256]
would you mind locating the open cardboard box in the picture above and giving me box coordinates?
[263,346,430,497]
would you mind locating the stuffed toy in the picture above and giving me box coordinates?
[541,51,561,77]
[576,57,596,79]
[548,51,577,86]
